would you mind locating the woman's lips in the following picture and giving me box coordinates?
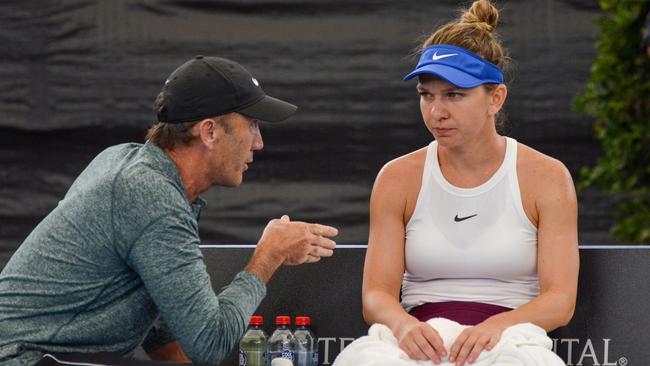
[434,127,455,136]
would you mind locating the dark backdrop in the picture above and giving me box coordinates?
[0,0,622,269]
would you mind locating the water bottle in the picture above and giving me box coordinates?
[268,316,297,364]
[239,315,268,366]
[294,316,318,366]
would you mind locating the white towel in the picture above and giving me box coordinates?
[332,318,564,366]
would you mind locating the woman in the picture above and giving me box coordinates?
[361,1,579,365]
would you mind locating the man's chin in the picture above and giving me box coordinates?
[212,175,244,188]
[225,179,243,188]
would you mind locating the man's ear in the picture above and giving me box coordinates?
[196,118,225,148]
[488,84,507,116]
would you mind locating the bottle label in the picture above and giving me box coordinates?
[240,350,266,366]
[281,348,295,361]
[239,350,247,366]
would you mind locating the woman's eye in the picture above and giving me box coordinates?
[448,92,463,99]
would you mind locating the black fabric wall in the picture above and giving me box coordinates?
[0,0,621,268]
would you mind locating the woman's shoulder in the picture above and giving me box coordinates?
[516,142,571,178]
[371,146,430,218]
[376,146,429,185]
[515,141,575,199]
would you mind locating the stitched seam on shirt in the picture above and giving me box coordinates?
[110,163,179,262]
[123,212,181,263]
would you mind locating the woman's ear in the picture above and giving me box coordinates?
[488,84,507,116]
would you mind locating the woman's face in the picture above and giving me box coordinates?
[417,75,506,147]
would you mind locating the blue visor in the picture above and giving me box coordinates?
[403,44,504,88]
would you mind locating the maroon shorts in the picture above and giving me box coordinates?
[409,301,512,326]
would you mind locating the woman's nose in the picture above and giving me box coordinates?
[430,100,448,120]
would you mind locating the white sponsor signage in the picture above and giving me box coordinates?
[317,337,626,366]
[553,338,626,366]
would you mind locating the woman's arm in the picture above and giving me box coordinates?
[449,157,579,366]
[362,160,447,363]
[490,158,579,329]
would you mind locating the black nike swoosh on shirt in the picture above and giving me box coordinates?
[454,214,477,222]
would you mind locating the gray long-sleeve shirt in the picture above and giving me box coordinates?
[0,142,266,366]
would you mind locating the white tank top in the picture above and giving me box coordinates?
[401,137,539,311]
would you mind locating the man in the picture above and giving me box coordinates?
[0,56,338,366]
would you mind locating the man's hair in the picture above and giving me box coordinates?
[146,92,232,150]
[145,123,200,151]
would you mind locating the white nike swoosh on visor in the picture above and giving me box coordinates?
[431,52,458,61]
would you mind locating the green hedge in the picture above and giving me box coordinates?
[574,1,650,243]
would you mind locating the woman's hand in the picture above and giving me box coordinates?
[448,317,507,365]
[394,314,447,364]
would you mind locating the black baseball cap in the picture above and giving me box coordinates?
[157,55,297,123]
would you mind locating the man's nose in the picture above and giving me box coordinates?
[252,128,264,151]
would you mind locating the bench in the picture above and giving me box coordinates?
[203,245,648,366]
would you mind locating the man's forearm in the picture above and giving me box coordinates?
[148,341,192,363]
[244,247,284,284]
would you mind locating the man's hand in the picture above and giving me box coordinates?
[267,215,338,265]
[395,314,447,364]
[245,215,338,283]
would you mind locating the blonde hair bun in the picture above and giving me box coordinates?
[460,0,499,32]
[420,0,507,69]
